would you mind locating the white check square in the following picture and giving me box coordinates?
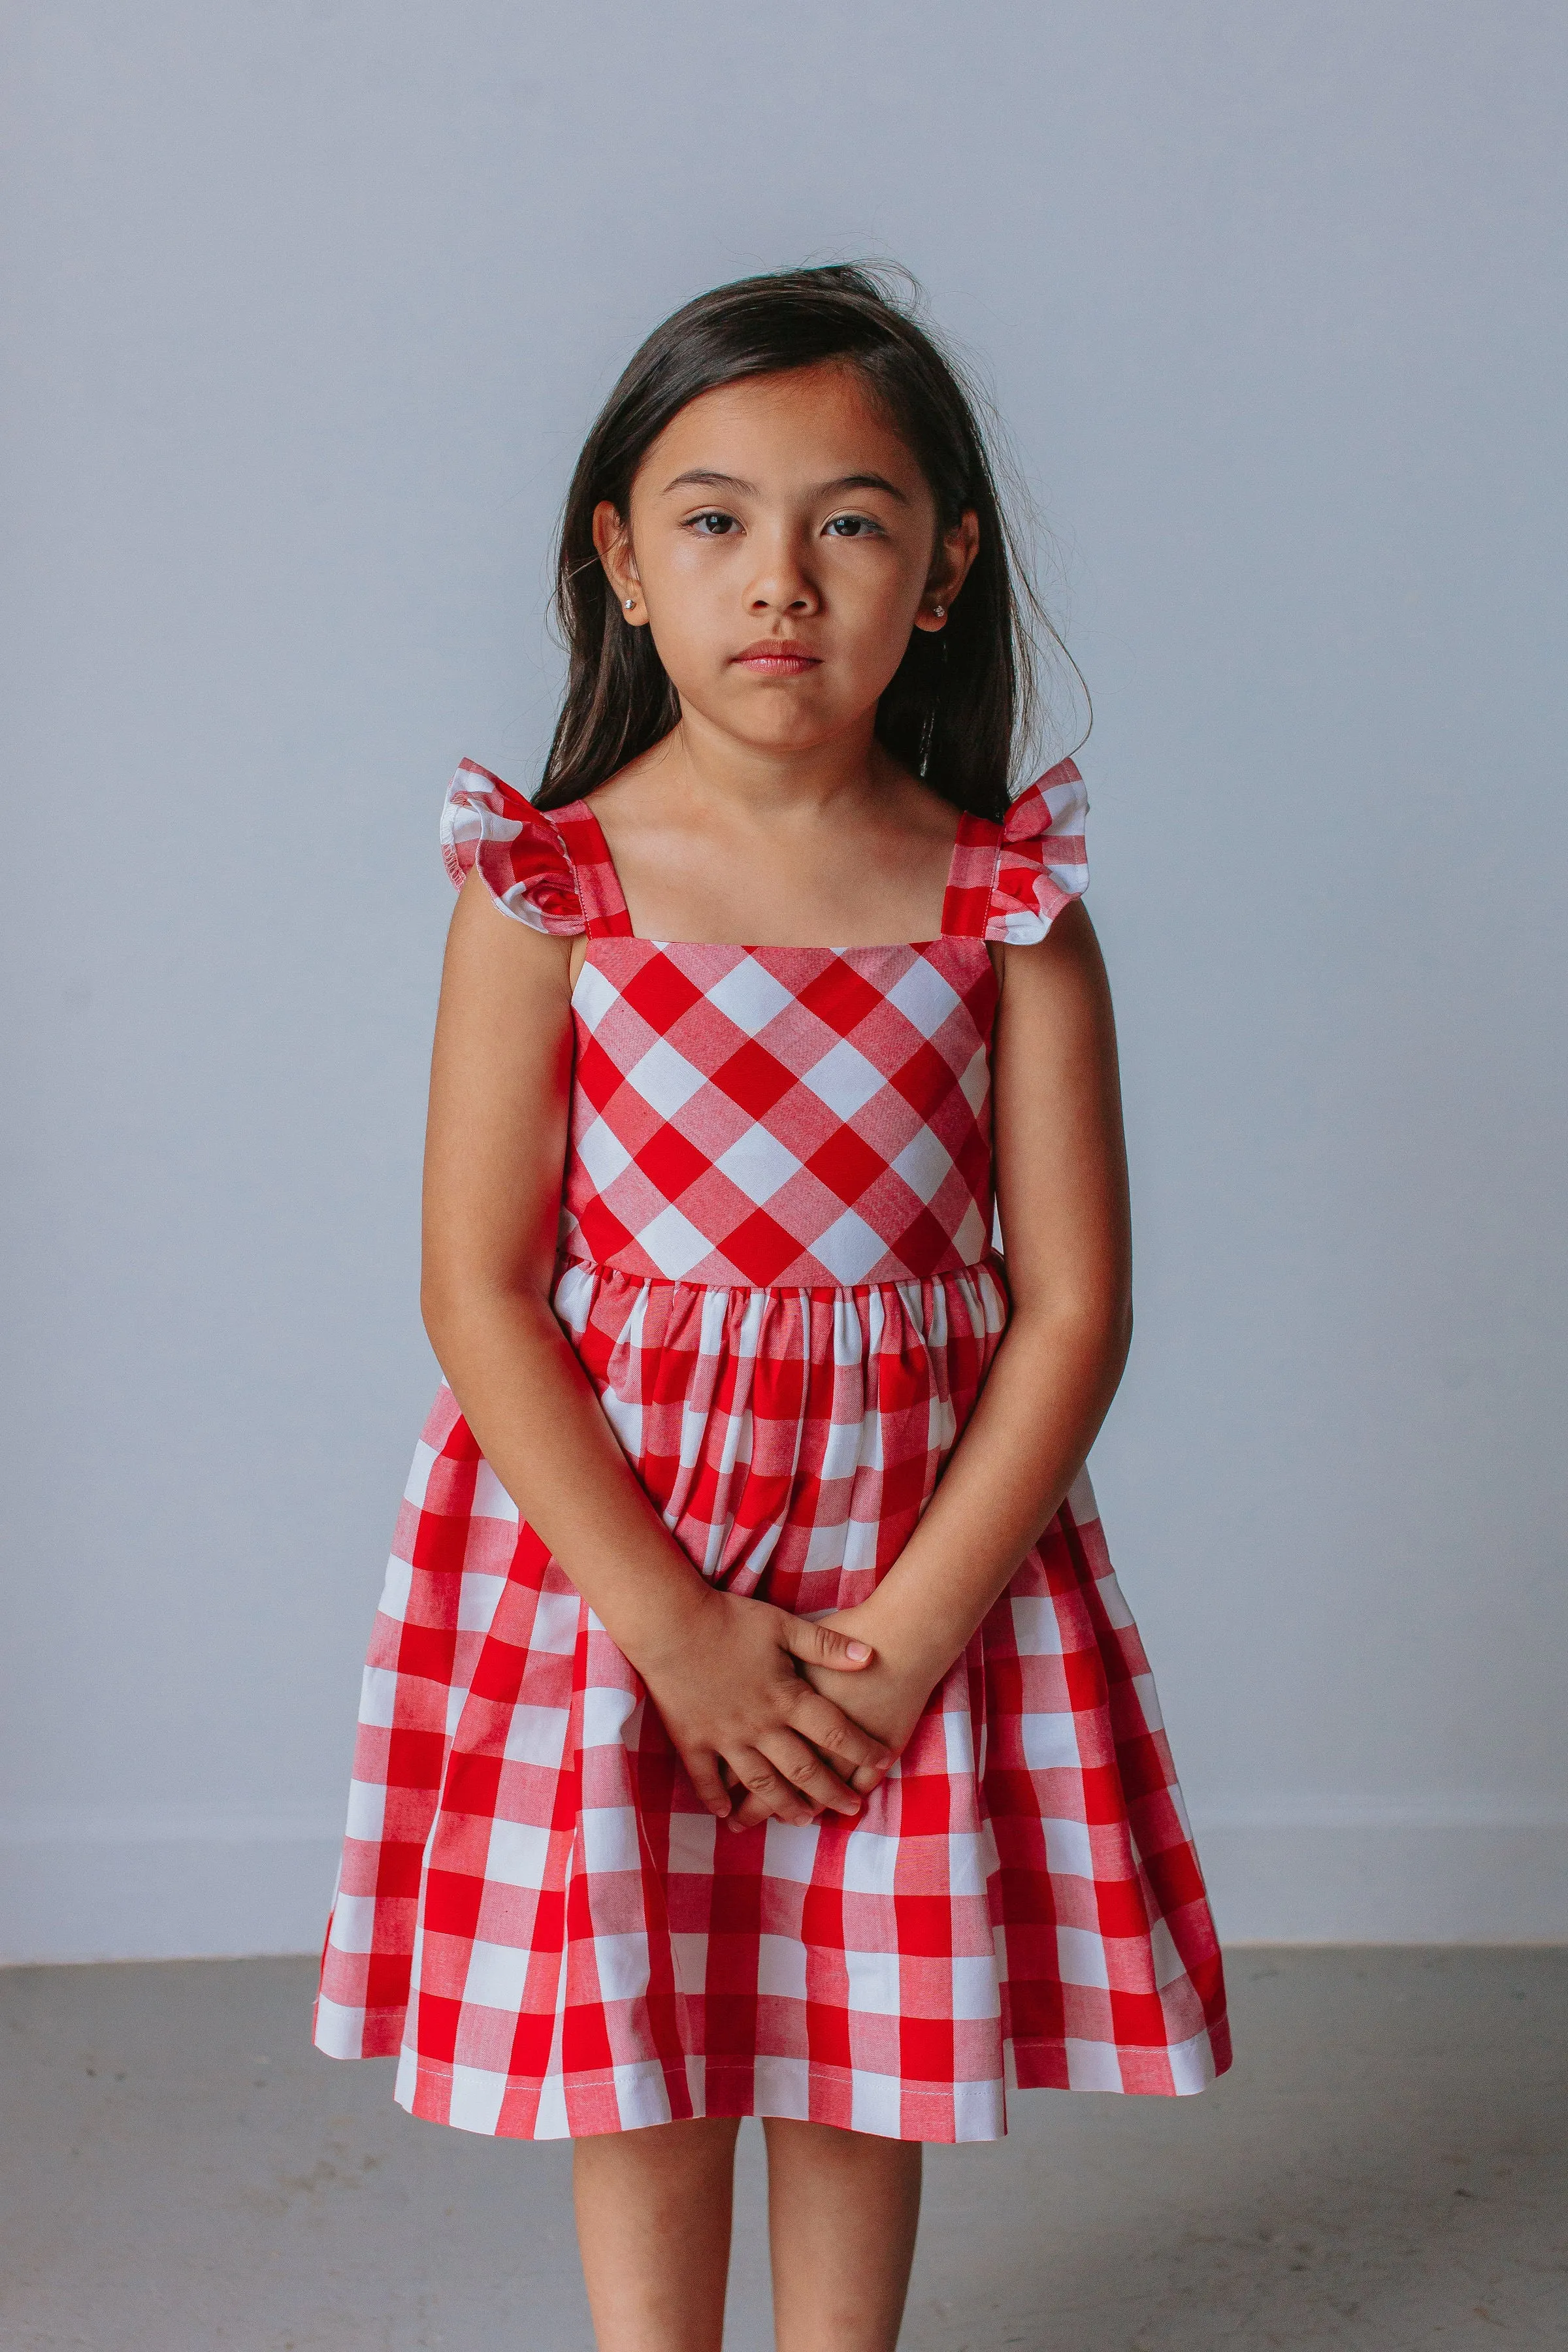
[1056,1925,1111,1988]
[463,1938,531,2011]
[800,1039,885,1118]
[570,960,621,1031]
[885,958,962,1033]
[639,1204,713,1279]
[889,1132,956,1205]
[485,1818,551,1889]
[714,1127,803,1203]
[627,1037,708,1118]
[812,1210,885,1284]
[575,1116,634,1192]
[706,956,796,1037]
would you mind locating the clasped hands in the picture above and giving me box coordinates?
[632,1584,941,1836]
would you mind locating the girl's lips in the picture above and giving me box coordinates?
[732,642,821,672]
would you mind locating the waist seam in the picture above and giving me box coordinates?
[553,1251,1004,1300]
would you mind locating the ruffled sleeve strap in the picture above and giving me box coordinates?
[438,759,585,936]
[983,757,1089,943]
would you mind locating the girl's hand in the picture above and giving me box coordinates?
[724,1603,945,1833]
[632,1588,894,1830]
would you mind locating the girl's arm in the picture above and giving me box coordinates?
[421,874,894,1825]
[729,900,1133,1818]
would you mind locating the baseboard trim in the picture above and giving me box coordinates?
[2,1809,1564,1965]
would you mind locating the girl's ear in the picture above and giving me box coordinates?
[592,500,645,623]
[914,508,981,633]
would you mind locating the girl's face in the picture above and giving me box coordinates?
[594,362,977,762]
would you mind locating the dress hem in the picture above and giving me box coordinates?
[312,2025,1233,2145]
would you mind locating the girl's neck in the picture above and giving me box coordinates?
[624,710,899,832]
[582,717,962,951]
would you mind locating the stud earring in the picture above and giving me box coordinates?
[932,603,946,618]
[624,596,636,611]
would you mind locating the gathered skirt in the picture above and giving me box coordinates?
[314,1253,1230,2141]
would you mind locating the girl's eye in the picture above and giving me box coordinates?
[689,511,738,536]
[823,514,884,539]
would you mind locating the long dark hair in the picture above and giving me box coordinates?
[537,261,1078,822]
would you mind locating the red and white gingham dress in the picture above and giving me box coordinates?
[313,757,1231,2142]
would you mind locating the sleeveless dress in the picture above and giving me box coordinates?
[313,757,1231,2143]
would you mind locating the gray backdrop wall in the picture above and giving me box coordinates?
[4,1,1565,1961]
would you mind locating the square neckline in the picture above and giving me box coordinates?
[557,792,1000,955]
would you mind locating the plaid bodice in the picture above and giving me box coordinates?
[441,758,1088,1290]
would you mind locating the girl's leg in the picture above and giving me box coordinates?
[572,2114,741,2352]
[762,2117,923,2352]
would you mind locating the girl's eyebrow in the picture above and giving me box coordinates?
[661,468,910,503]
[822,472,909,503]
[662,468,756,496]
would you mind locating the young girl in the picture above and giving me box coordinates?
[314,263,1230,2351]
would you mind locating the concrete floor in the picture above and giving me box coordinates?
[1,1951,1563,2351]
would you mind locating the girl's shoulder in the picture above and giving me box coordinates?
[947,756,1090,945]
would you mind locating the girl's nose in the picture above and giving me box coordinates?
[745,535,820,615]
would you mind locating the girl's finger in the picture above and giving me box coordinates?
[754,1729,863,1820]
[727,1788,776,1832]
[679,1746,732,1820]
[788,1689,892,1782]
[729,1746,827,1829]
[781,1617,874,1671]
